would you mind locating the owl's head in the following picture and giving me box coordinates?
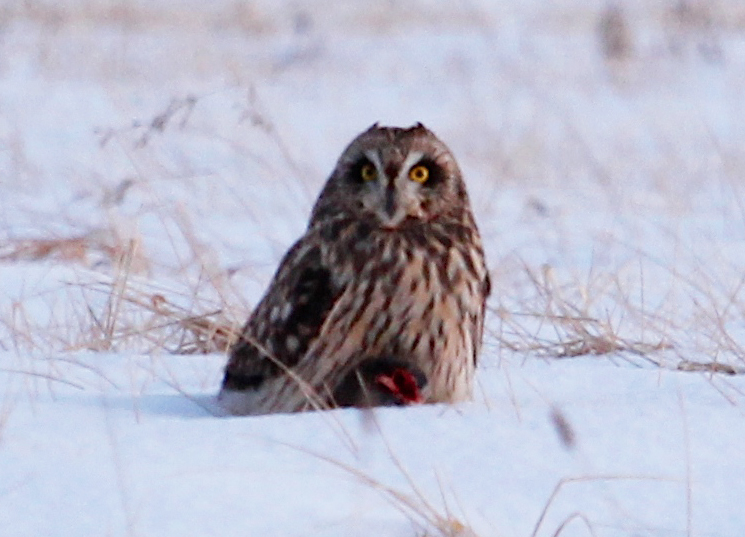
[310,123,471,230]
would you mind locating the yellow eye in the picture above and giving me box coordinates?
[361,163,377,181]
[409,165,429,184]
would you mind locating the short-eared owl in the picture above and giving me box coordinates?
[219,123,490,415]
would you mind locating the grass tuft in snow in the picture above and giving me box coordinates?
[489,261,671,365]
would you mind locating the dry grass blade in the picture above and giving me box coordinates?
[549,512,597,537]
[0,385,17,445]
[278,438,478,537]
[530,475,678,537]
[0,368,85,390]
[677,360,744,375]
[0,236,90,263]
[0,231,146,268]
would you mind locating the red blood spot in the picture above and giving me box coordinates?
[375,367,423,404]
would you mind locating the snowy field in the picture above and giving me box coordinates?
[2,1,745,536]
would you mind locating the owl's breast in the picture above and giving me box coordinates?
[317,224,487,402]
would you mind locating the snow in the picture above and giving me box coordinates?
[3,352,744,536]
[2,2,745,536]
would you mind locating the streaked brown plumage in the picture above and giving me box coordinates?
[219,123,490,415]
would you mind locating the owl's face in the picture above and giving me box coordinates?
[311,124,469,229]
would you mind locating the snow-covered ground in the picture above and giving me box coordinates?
[2,2,745,536]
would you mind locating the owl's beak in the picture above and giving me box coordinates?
[381,185,408,229]
[383,186,397,220]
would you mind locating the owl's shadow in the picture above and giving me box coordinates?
[72,392,228,419]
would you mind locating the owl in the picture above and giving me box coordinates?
[219,123,490,415]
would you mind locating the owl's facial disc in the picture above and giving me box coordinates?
[360,150,431,229]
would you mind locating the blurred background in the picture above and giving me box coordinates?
[1,0,744,363]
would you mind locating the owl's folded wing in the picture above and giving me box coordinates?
[221,237,340,392]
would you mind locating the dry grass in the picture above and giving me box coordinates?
[528,474,682,537]
[489,260,671,363]
[73,272,239,355]
[0,230,149,269]
[283,407,686,537]
[0,216,244,356]
[1,212,724,374]
[1,1,275,34]
[281,413,481,537]
[484,247,745,377]
[3,76,744,377]
[0,384,17,445]
[2,193,742,378]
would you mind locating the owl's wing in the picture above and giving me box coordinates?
[222,237,340,392]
